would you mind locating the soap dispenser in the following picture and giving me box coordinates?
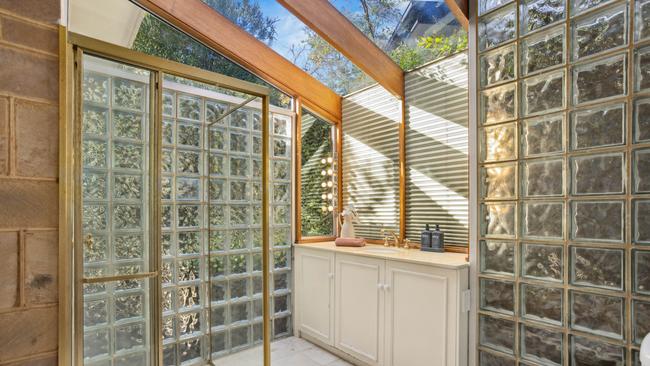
[420,224,433,250]
[430,224,445,252]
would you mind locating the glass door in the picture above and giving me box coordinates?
[79,54,156,366]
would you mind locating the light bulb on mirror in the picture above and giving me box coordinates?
[327,169,333,175]
[321,182,327,188]
[327,193,333,199]
[327,157,333,163]
[321,158,326,164]
[327,205,334,212]
[321,170,326,176]
[321,194,327,199]
[321,206,327,212]
[327,181,333,187]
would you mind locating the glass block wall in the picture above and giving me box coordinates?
[159,78,293,365]
[81,56,152,365]
[477,0,650,364]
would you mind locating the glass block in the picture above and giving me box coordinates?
[274,249,290,269]
[573,53,626,105]
[636,0,650,40]
[209,179,225,201]
[480,240,515,275]
[274,316,291,336]
[273,205,290,225]
[114,293,144,320]
[230,205,249,226]
[480,83,517,125]
[252,135,262,156]
[522,158,564,196]
[481,203,516,238]
[253,159,263,179]
[571,291,624,339]
[230,301,250,323]
[520,325,563,365]
[211,331,227,355]
[273,115,290,136]
[571,103,625,150]
[229,277,250,299]
[211,280,226,302]
[162,149,173,173]
[572,4,627,60]
[230,132,249,153]
[209,205,226,227]
[571,247,624,290]
[229,229,249,250]
[209,230,226,252]
[273,183,290,203]
[274,294,289,313]
[273,160,290,181]
[229,181,249,202]
[636,46,650,91]
[230,157,249,177]
[571,0,616,15]
[521,26,565,77]
[252,205,262,226]
[635,98,650,143]
[634,148,650,193]
[162,316,175,341]
[177,205,200,228]
[522,114,564,157]
[115,352,146,366]
[634,250,650,294]
[177,150,200,174]
[113,111,143,140]
[209,255,226,277]
[479,0,512,15]
[273,138,291,158]
[83,71,109,105]
[253,298,263,318]
[83,204,107,231]
[176,177,199,201]
[83,171,107,200]
[521,0,565,34]
[571,153,624,195]
[113,143,143,170]
[178,232,200,255]
[480,123,517,162]
[177,285,201,308]
[209,127,226,151]
[634,200,650,244]
[229,254,248,275]
[162,289,174,311]
[83,139,107,168]
[113,78,145,111]
[114,174,142,200]
[570,335,624,365]
[178,338,202,364]
[480,44,516,87]
[478,4,516,51]
[209,153,226,176]
[83,328,110,359]
[114,234,143,260]
[84,234,107,263]
[274,271,290,291]
[211,305,226,327]
[161,205,172,229]
[113,204,141,229]
[162,120,174,145]
[479,351,515,366]
[114,322,145,352]
[522,243,563,281]
[253,113,262,131]
[115,264,144,289]
[521,284,563,324]
[231,325,250,348]
[231,110,249,129]
[83,106,108,136]
[178,95,201,121]
[178,311,201,336]
[162,91,174,117]
[479,315,515,354]
[84,298,108,326]
[177,123,200,147]
[522,202,564,239]
[481,163,516,199]
[571,200,624,242]
[522,70,565,116]
[633,300,650,345]
[272,227,291,247]
[206,101,226,125]
[480,278,514,314]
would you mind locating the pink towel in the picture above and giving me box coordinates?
[335,238,366,247]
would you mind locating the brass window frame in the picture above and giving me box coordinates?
[59,31,273,366]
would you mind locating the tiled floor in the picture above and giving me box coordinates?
[216,336,353,366]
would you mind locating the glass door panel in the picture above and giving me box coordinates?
[81,54,153,366]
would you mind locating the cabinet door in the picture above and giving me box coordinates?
[296,248,335,345]
[335,254,385,366]
[384,261,463,366]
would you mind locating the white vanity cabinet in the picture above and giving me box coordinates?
[295,244,469,366]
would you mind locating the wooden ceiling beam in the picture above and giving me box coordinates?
[277,0,404,98]
[133,0,342,122]
[444,0,469,30]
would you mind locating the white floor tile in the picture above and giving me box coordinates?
[216,337,349,366]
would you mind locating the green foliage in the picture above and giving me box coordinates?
[389,44,424,70]
[417,29,468,59]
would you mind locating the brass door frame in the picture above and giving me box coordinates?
[59,31,272,366]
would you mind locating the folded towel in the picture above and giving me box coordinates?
[335,237,366,247]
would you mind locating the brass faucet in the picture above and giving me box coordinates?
[381,229,411,249]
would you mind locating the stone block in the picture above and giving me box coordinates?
[0,96,8,175]
[0,0,60,24]
[0,306,57,362]
[0,16,57,55]
[0,231,18,309]
[0,46,57,102]
[25,230,57,305]
[15,100,58,178]
[0,179,57,228]
[1,354,57,366]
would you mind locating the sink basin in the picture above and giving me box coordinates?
[359,247,403,254]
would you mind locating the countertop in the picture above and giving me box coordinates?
[294,241,469,270]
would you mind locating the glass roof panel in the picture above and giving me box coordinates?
[330,0,468,70]
[202,0,375,95]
